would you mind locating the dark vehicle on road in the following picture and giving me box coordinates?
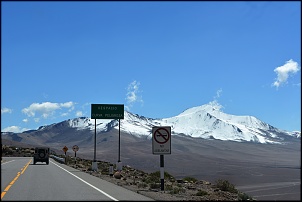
[33,147,49,165]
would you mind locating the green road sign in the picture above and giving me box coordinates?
[91,104,124,119]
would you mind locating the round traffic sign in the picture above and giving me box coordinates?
[72,145,79,152]
[154,128,170,144]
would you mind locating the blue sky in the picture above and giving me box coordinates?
[1,1,301,133]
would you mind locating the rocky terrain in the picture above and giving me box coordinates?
[2,145,255,201]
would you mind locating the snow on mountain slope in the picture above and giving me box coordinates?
[68,117,112,132]
[63,102,298,144]
[159,101,280,143]
[119,111,160,137]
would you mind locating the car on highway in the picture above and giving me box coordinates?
[33,147,50,165]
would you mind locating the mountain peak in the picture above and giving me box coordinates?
[11,102,299,145]
[63,102,298,144]
[178,101,223,117]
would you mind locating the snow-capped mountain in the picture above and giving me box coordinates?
[3,102,300,202]
[62,102,299,144]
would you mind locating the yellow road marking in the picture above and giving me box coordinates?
[1,159,32,200]
[21,160,31,174]
[1,192,6,199]
[4,185,11,192]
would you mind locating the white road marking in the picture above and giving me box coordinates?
[51,161,118,201]
[1,160,15,165]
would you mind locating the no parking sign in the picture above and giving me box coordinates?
[152,126,171,155]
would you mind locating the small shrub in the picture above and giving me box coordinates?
[238,192,254,201]
[24,148,31,153]
[215,179,238,193]
[145,171,175,184]
[82,160,91,166]
[150,183,161,189]
[165,184,173,191]
[183,176,198,183]
[196,189,208,196]
[145,174,160,184]
[164,172,175,181]
[169,187,186,195]
[149,171,175,179]
[137,182,148,188]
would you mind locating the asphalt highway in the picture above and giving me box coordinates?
[1,157,153,201]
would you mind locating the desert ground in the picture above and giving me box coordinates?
[2,129,300,200]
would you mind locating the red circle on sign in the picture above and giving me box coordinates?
[154,128,170,144]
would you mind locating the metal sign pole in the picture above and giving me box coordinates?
[152,126,171,192]
[160,155,164,191]
[118,119,120,163]
[94,119,96,162]
[93,119,96,162]
[117,119,122,171]
[92,119,98,171]
[91,104,124,172]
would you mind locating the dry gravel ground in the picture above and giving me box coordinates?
[65,157,254,201]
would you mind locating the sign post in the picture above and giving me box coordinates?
[152,126,171,191]
[62,146,68,164]
[117,119,122,171]
[72,145,79,165]
[94,119,96,171]
[91,104,124,172]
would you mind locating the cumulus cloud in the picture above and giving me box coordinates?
[125,80,143,111]
[23,119,28,123]
[61,101,75,112]
[22,101,75,119]
[1,107,12,114]
[2,126,30,133]
[272,59,300,88]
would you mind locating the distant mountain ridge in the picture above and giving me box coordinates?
[2,102,299,145]
[2,102,300,201]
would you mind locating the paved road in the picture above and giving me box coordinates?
[1,157,153,201]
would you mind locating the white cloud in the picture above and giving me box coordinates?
[272,59,300,88]
[210,89,224,111]
[82,102,91,108]
[61,113,69,117]
[60,101,74,108]
[76,111,83,117]
[125,80,143,111]
[61,101,75,112]
[1,107,12,114]
[209,100,224,111]
[22,101,75,119]
[214,88,222,100]
[34,118,40,123]
[125,106,130,111]
[23,119,28,123]
[2,126,30,133]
